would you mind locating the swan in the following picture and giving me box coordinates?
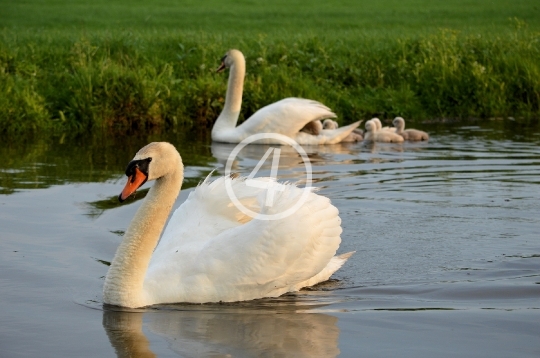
[103,142,354,308]
[212,49,361,145]
[371,118,394,132]
[393,117,429,141]
[363,119,404,143]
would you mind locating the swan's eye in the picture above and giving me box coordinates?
[220,55,227,62]
[124,158,152,177]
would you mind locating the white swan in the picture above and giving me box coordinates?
[363,119,404,143]
[103,142,353,308]
[393,117,429,141]
[212,49,361,145]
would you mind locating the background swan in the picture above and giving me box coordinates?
[103,142,353,308]
[212,49,361,145]
[393,117,429,141]
[363,119,404,143]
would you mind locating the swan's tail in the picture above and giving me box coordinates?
[296,251,356,289]
[323,251,355,277]
[326,121,363,144]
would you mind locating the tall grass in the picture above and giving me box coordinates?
[1,21,539,134]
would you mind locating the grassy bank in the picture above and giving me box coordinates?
[1,1,539,134]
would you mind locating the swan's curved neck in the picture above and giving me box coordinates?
[103,166,183,308]
[395,121,405,133]
[212,58,245,136]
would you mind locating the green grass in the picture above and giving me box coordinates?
[3,0,540,35]
[1,0,539,134]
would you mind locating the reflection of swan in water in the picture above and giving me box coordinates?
[213,49,361,145]
[211,141,362,180]
[102,305,340,357]
[104,142,352,308]
[211,141,313,174]
[103,310,156,357]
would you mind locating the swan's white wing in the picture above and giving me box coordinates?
[144,177,344,304]
[190,185,342,300]
[236,98,337,139]
[156,176,260,250]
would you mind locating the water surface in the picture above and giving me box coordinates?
[1,121,539,357]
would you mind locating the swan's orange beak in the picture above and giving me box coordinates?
[216,61,226,73]
[119,167,148,202]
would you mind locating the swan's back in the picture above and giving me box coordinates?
[143,176,346,304]
[236,98,336,138]
[374,130,404,143]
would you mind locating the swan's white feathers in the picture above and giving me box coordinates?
[297,251,355,288]
[143,175,344,304]
[234,98,362,145]
[235,98,336,137]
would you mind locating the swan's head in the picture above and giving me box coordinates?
[365,120,375,132]
[393,117,405,129]
[119,142,182,202]
[216,49,244,72]
[322,119,339,130]
[371,118,382,131]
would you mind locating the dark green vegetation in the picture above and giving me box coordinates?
[1,0,539,134]
[0,130,213,195]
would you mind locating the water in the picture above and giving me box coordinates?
[1,121,539,357]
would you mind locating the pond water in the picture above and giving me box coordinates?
[1,121,539,357]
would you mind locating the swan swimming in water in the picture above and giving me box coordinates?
[212,49,361,145]
[371,118,394,133]
[103,142,353,308]
[393,117,429,141]
[363,119,404,143]
[372,117,429,141]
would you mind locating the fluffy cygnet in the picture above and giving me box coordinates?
[300,120,323,135]
[393,117,429,141]
[364,119,404,143]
